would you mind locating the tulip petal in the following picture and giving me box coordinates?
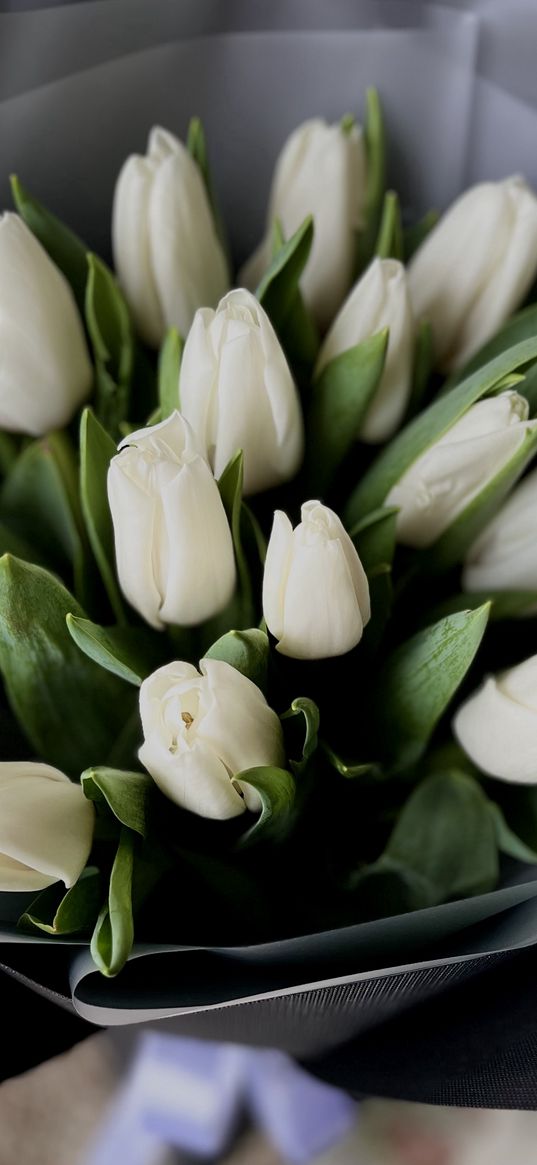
[107,452,163,629]
[0,763,94,892]
[139,736,246,820]
[262,510,294,642]
[112,156,165,348]
[199,658,285,776]
[454,673,537,784]
[278,536,365,659]
[0,215,92,435]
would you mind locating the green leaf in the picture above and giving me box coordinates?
[403,209,439,262]
[383,771,499,901]
[446,304,537,393]
[238,766,296,846]
[82,768,153,837]
[186,116,228,255]
[91,828,134,977]
[356,88,386,271]
[85,254,133,436]
[0,555,135,775]
[375,190,403,261]
[489,802,537,864]
[66,615,163,686]
[363,562,393,653]
[351,858,435,913]
[423,424,537,571]
[344,336,537,528]
[204,628,269,692]
[80,407,125,624]
[19,868,101,936]
[405,320,434,420]
[349,506,398,573]
[425,589,537,624]
[307,330,388,493]
[257,216,314,334]
[10,175,88,313]
[159,328,183,418]
[321,741,379,779]
[281,697,320,773]
[375,605,490,770]
[0,433,20,478]
[209,450,254,631]
[1,431,92,609]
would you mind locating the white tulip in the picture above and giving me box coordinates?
[0,762,94,892]
[316,259,415,442]
[262,500,370,659]
[386,392,537,549]
[454,654,537,783]
[408,176,537,371]
[179,289,304,495]
[0,214,92,435]
[139,658,285,819]
[464,467,537,594]
[240,118,366,331]
[107,412,236,629]
[112,126,229,347]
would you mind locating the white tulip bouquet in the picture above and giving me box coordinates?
[3,90,537,985]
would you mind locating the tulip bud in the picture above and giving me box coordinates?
[262,501,370,659]
[463,467,537,594]
[0,762,94,892]
[179,289,304,495]
[139,658,285,819]
[107,412,236,629]
[408,177,537,371]
[386,392,537,549]
[240,118,367,331]
[0,214,92,435]
[454,654,537,783]
[316,259,415,442]
[112,126,229,347]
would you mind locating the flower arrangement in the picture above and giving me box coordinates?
[2,91,537,980]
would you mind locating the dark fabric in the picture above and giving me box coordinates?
[307,946,537,1108]
[0,968,95,1082]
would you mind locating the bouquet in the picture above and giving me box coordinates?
[2,76,537,1041]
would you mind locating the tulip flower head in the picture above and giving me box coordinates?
[0,214,92,435]
[179,289,304,495]
[408,176,537,371]
[240,118,367,330]
[112,126,229,346]
[387,392,537,549]
[139,658,285,819]
[107,412,236,629]
[454,654,537,783]
[316,258,415,442]
[263,500,371,659]
[0,762,94,892]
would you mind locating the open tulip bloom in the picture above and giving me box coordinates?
[5,92,537,996]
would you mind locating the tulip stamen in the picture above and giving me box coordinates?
[181,712,194,729]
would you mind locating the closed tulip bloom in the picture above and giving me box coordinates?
[454,654,537,783]
[179,289,304,495]
[240,118,366,331]
[316,259,415,442]
[263,500,371,659]
[386,392,537,549]
[464,467,537,594]
[0,214,92,435]
[107,412,236,629]
[112,126,229,347]
[0,762,94,892]
[139,658,285,819]
[408,177,537,371]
